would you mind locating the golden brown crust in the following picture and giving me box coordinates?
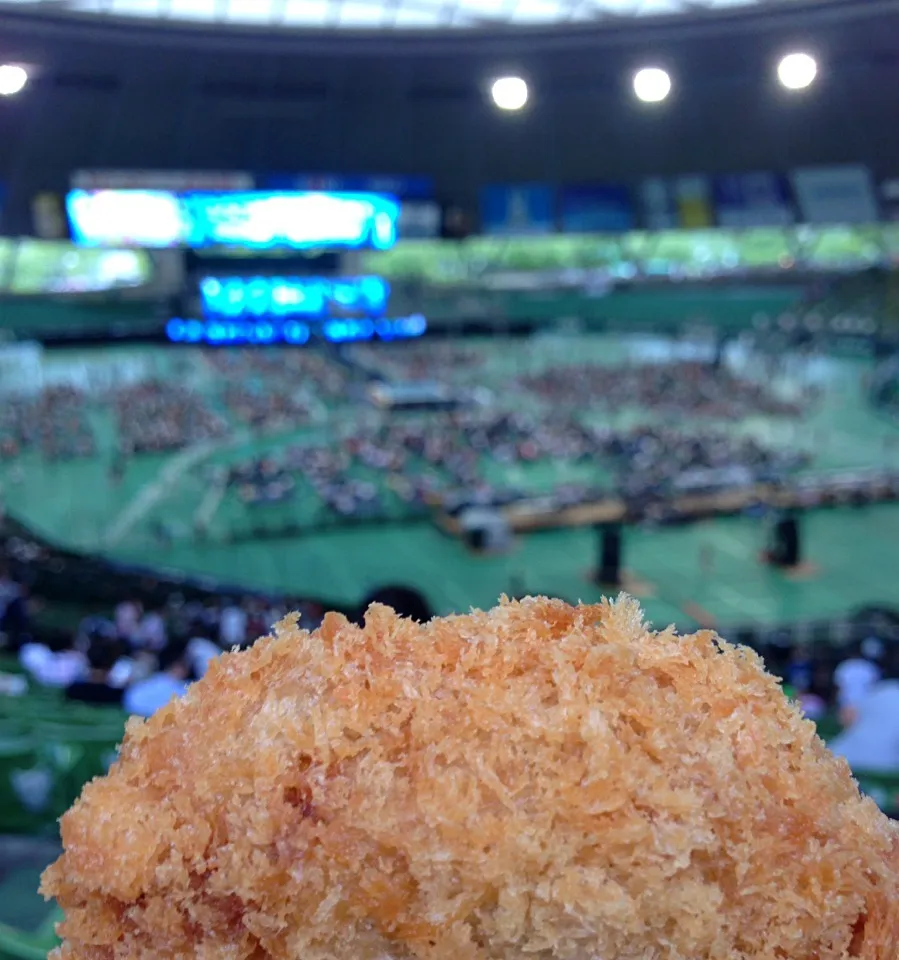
[41,596,899,960]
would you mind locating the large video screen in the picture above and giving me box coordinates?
[67,190,191,248]
[67,190,400,251]
[0,239,152,294]
[11,242,152,294]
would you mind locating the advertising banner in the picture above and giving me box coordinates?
[32,193,67,239]
[674,176,714,228]
[639,178,677,230]
[560,183,634,233]
[398,200,442,239]
[480,184,555,236]
[712,172,795,228]
[263,174,434,200]
[791,165,879,224]
[71,170,254,191]
[880,179,899,222]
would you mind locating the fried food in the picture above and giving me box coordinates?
[41,596,899,960]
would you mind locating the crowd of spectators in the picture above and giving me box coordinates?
[111,380,227,454]
[2,546,898,774]
[599,424,811,497]
[758,633,899,775]
[221,406,808,523]
[206,349,354,432]
[519,359,813,420]
[348,341,484,385]
[222,383,312,431]
[276,444,382,519]
[204,348,351,399]
[225,458,297,506]
[0,388,96,461]
[0,337,832,535]
[7,587,324,717]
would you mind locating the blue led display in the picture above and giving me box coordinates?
[182,192,399,250]
[67,190,400,250]
[200,276,390,320]
[166,314,426,346]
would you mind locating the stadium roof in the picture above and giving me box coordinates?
[0,0,827,31]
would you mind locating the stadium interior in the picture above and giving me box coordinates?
[1,0,899,955]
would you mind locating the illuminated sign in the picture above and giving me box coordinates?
[67,190,400,250]
[183,192,399,250]
[165,314,426,345]
[67,190,191,248]
[200,276,390,319]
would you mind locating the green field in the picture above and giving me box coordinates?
[1,334,898,629]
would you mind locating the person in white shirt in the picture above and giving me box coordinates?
[19,642,86,688]
[831,668,899,774]
[219,600,247,648]
[114,599,142,643]
[187,634,222,678]
[135,609,167,652]
[834,639,882,720]
[124,641,190,718]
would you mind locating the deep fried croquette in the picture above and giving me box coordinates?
[42,596,899,960]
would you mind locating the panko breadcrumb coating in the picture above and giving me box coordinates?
[42,596,899,960]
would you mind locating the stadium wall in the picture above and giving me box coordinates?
[394,283,805,329]
[0,298,160,339]
[0,282,803,341]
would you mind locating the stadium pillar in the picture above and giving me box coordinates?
[766,512,802,569]
[595,523,624,588]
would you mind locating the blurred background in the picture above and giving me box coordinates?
[1,0,899,954]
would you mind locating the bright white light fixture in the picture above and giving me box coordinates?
[778,52,817,90]
[491,76,528,111]
[0,64,28,97]
[633,67,671,103]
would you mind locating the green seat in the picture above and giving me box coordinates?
[0,723,29,741]
[814,715,843,743]
[0,660,29,680]
[853,771,899,814]
[0,858,61,959]
[0,907,62,960]
[30,724,125,812]
[0,739,60,835]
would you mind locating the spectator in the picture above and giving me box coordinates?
[135,607,167,652]
[19,636,85,688]
[187,627,222,679]
[115,597,142,644]
[0,573,29,649]
[124,641,191,718]
[830,650,899,774]
[219,599,248,648]
[66,639,125,707]
[834,638,883,723]
[787,644,814,693]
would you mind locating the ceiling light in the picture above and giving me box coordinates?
[633,67,671,104]
[0,64,28,97]
[778,52,817,91]
[491,76,528,111]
